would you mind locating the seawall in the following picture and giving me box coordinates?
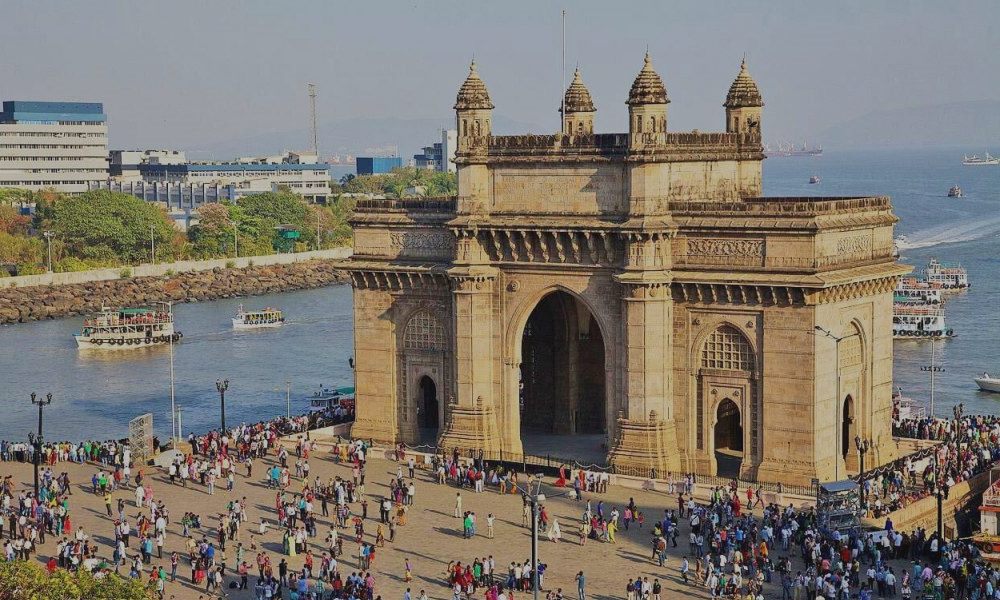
[0,249,353,324]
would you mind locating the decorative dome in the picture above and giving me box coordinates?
[561,68,595,113]
[627,52,669,106]
[454,60,494,110]
[724,58,763,108]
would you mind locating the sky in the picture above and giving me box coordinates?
[1,0,997,153]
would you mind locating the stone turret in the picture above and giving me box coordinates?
[561,68,596,135]
[627,53,669,149]
[455,60,494,153]
[724,58,763,136]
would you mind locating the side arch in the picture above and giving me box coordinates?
[689,319,761,479]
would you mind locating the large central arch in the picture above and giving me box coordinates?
[517,290,607,463]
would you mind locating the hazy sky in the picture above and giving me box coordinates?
[2,1,997,151]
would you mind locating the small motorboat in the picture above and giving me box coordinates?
[976,373,1000,393]
[948,185,963,198]
[809,176,821,184]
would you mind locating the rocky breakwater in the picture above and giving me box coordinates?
[0,260,349,324]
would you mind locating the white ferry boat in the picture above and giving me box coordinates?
[75,306,181,350]
[892,387,926,421]
[892,301,953,339]
[232,304,284,330]
[307,386,356,416]
[895,277,942,304]
[925,258,969,290]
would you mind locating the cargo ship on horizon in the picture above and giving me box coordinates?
[764,141,823,157]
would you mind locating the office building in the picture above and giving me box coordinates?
[0,101,108,193]
[131,151,332,203]
[110,149,186,180]
[413,129,458,172]
[356,156,402,175]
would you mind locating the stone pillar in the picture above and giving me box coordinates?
[609,269,680,476]
[437,262,502,454]
[349,280,399,444]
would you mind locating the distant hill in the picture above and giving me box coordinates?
[817,100,1000,149]
[195,114,544,161]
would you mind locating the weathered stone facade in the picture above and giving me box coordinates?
[346,56,908,486]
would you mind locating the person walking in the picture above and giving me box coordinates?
[576,571,586,600]
[455,492,462,518]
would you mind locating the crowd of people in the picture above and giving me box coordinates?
[860,414,1000,518]
[7,403,1000,599]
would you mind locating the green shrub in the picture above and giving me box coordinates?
[54,256,93,273]
[225,260,236,269]
[119,267,133,279]
[165,268,176,277]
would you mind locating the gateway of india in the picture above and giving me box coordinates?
[346,54,908,486]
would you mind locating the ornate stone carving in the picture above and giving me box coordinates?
[506,280,520,292]
[686,238,764,258]
[836,234,873,255]
[389,230,454,252]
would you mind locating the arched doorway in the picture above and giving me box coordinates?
[842,395,854,463]
[418,376,439,430]
[519,291,606,463]
[714,398,743,478]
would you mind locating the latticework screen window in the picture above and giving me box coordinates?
[402,310,446,351]
[701,325,753,371]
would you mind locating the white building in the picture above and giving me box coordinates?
[110,149,186,181]
[137,151,332,203]
[412,129,457,173]
[0,101,108,193]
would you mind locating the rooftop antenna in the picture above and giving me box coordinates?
[307,83,319,158]
[560,9,566,133]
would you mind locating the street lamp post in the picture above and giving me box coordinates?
[285,381,291,419]
[28,392,53,497]
[920,338,945,418]
[216,379,230,433]
[815,325,861,481]
[855,436,870,506]
[155,301,176,443]
[43,231,54,273]
[953,402,965,473]
[933,446,944,540]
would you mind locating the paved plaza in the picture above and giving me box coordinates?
[1,438,835,599]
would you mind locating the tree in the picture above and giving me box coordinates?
[0,204,31,235]
[51,190,177,264]
[0,560,152,599]
[0,232,44,267]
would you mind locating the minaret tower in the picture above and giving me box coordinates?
[627,52,669,149]
[560,68,596,135]
[454,60,494,153]
[724,57,764,136]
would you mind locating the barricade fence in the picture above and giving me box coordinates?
[397,443,817,497]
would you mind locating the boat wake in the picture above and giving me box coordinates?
[899,214,1000,249]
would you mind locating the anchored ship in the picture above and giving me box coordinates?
[963,152,999,165]
[232,304,285,329]
[75,306,181,349]
[925,258,969,290]
[892,300,953,339]
[764,141,823,157]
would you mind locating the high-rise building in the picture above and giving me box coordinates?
[0,101,108,193]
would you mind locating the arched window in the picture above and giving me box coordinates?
[636,116,642,133]
[701,325,753,371]
[403,310,446,351]
[462,119,468,136]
